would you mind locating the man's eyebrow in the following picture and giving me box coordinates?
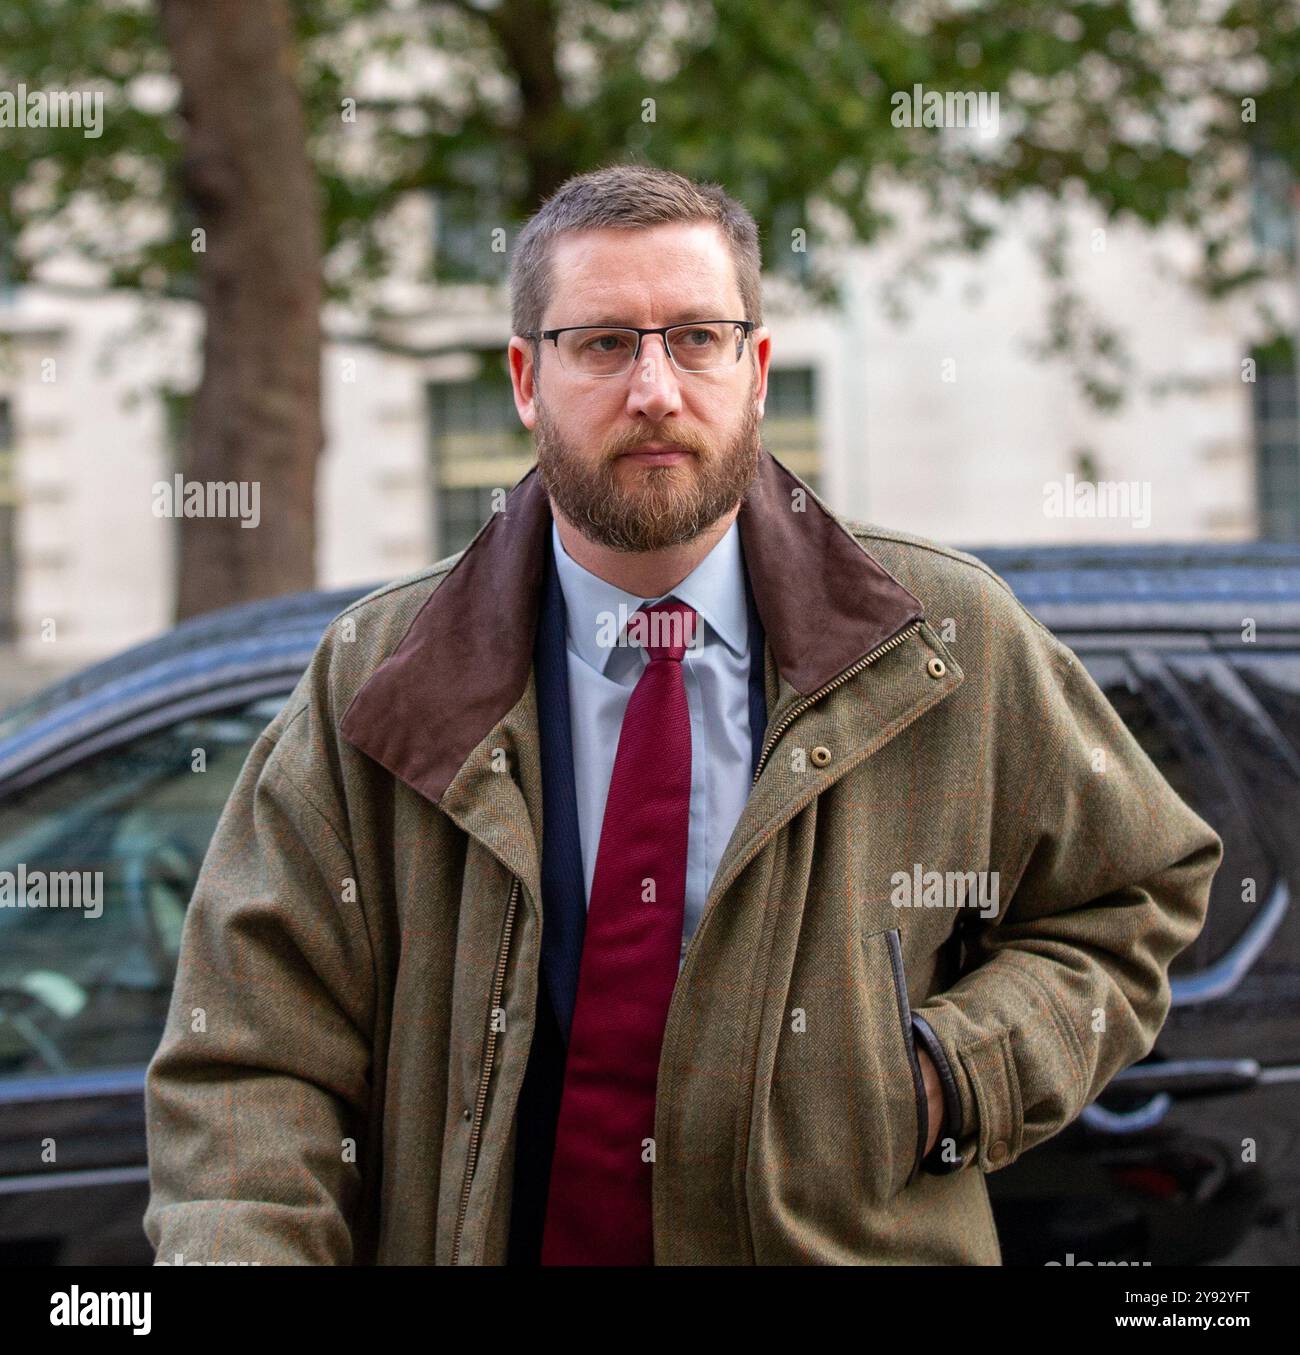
[571,308,735,327]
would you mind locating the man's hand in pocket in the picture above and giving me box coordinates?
[917,1047,944,1155]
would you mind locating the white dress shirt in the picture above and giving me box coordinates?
[550,517,754,969]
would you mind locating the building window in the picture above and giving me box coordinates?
[431,189,511,285]
[769,202,814,284]
[427,359,532,558]
[430,152,514,286]
[1250,341,1299,541]
[764,366,820,495]
[1248,145,1296,263]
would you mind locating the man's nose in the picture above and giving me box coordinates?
[624,334,683,421]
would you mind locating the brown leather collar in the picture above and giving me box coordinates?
[339,449,923,804]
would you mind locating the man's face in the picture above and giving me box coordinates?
[508,221,772,552]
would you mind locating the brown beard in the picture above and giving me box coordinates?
[534,388,763,553]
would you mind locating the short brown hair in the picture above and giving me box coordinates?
[509,163,763,341]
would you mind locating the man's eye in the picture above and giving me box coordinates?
[681,329,719,346]
[584,333,633,353]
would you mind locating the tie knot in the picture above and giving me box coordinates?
[632,599,698,662]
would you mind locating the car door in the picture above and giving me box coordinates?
[1067,640,1291,1019]
[988,631,1299,1265]
[1069,637,1298,1260]
[0,694,288,1264]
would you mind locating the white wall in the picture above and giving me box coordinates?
[0,187,1280,671]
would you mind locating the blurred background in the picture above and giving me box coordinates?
[0,0,1295,696]
[1,0,1299,1269]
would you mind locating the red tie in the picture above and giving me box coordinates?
[541,599,697,1266]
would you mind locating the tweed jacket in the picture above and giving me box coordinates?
[142,448,1224,1265]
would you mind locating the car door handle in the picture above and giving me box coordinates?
[1108,1057,1300,1097]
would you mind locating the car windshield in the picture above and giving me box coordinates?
[0,696,287,1079]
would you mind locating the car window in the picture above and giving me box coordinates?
[0,695,287,1081]
[1171,652,1300,873]
[1076,651,1277,977]
[1229,650,1300,764]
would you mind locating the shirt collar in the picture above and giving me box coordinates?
[550,515,749,676]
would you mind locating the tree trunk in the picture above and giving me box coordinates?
[159,0,322,619]
[486,0,574,208]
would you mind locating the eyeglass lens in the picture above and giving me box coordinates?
[555,323,743,375]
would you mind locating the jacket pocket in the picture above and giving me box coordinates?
[882,927,929,1189]
[755,921,930,1231]
[854,926,927,1202]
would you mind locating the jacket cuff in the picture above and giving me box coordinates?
[911,1011,974,1174]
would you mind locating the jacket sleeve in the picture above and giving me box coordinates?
[143,653,375,1265]
[910,624,1224,1177]
[911,1012,962,1175]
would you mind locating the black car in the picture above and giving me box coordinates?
[0,543,1297,1266]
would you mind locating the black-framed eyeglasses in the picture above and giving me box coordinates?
[521,321,756,377]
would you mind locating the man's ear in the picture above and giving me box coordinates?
[751,325,772,418]
[508,336,539,430]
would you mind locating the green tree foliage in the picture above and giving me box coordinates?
[1,0,1296,401]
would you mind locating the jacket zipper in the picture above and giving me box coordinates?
[678,618,926,1000]
[750,619,924,789]
[450,874,521,1265]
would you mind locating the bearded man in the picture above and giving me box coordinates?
[144,164,1222,1266]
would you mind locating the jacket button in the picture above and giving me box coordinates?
[810,745,832,767]
[987,1140,1008,1164]
[927,657,946,679]
[463,1107,472,1121]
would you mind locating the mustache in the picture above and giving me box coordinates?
[607,431,708,457]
